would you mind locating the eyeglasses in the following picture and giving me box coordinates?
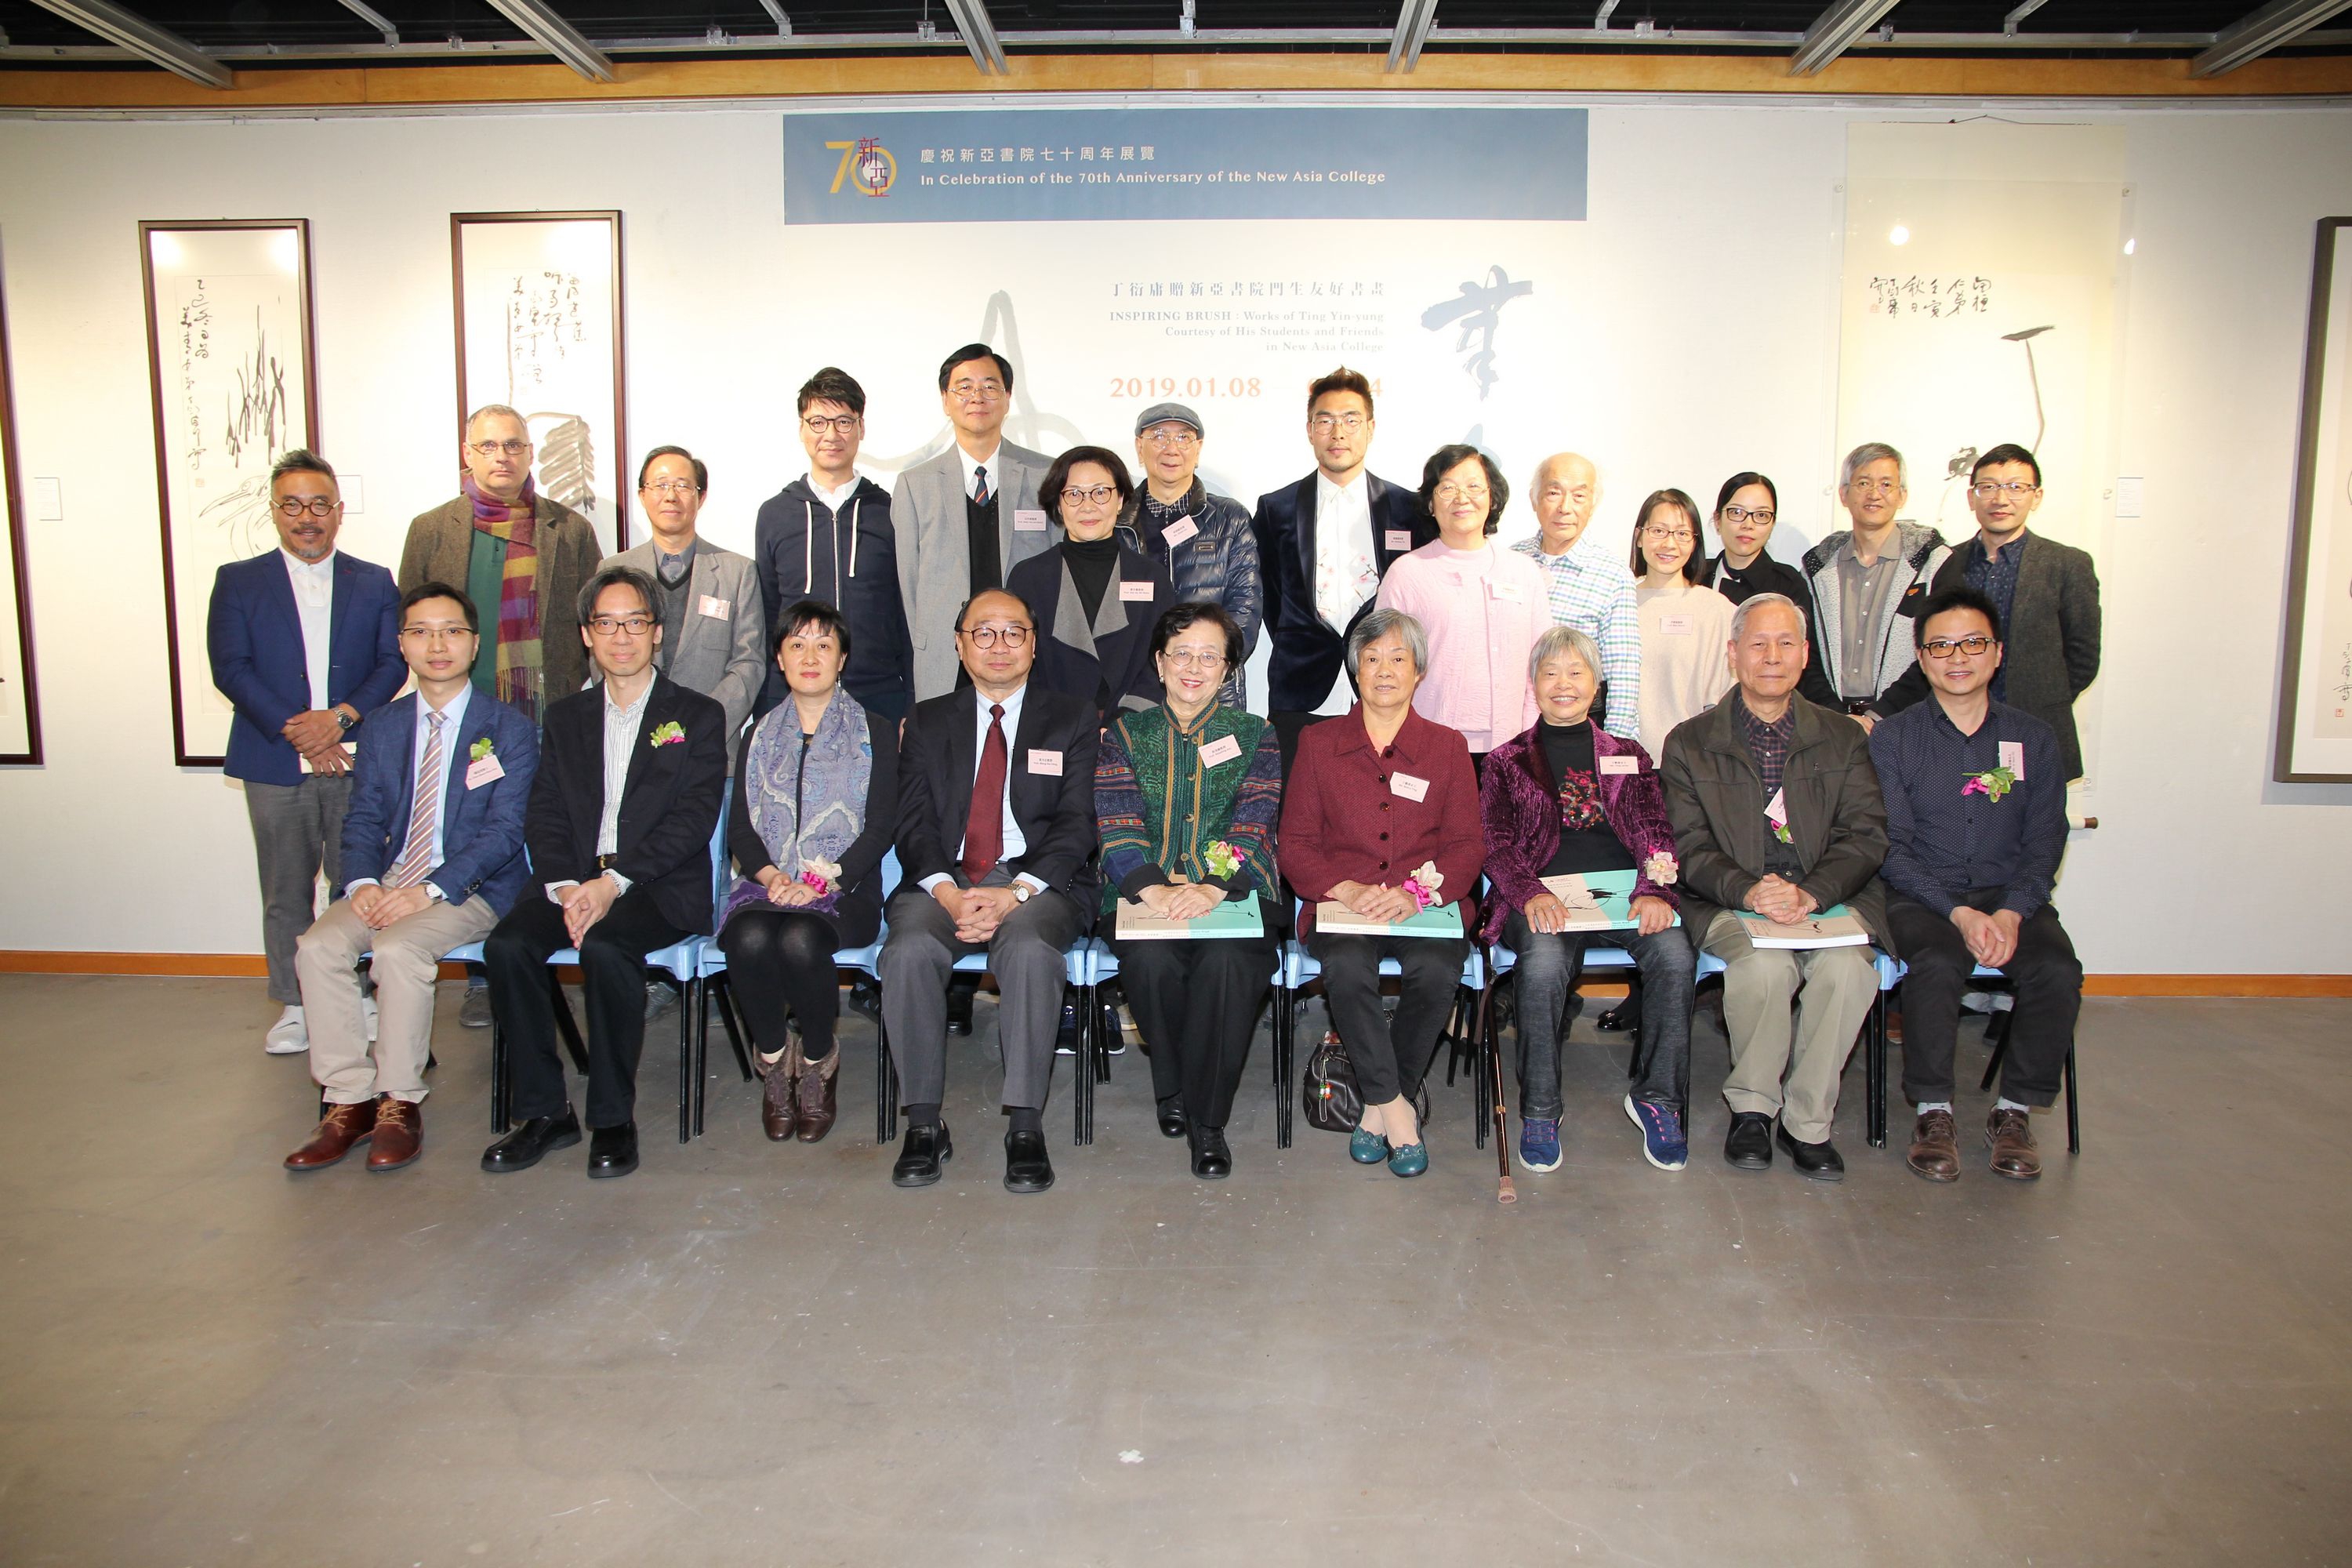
[1847,477,1902,495]
[468,439,531,458]
[588,615,654,637]
[802,414,860,436]
[948,379,1006,401]
[274,498,338,518]
[640,479,699,497]
[1969,481,2040,499]
[1433,482,1489,503]
[1160,649,1226,671]
[1139,427,1199,448]
[400,626,475,645]
[1061,485,1118,506]
[959,622,1032,648]
[1642,526,1696,543]
[1721,505,1776,526]
[1922,634,1998,659]
[1308,412,1367,433]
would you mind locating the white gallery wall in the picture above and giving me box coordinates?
[0,96,2346,974]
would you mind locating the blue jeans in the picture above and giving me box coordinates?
[1504,910,1694,1120]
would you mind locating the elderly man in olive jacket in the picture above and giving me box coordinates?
[1660,592,1889,1182]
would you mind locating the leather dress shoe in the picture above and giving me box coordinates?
[945,980,975,1037]
[1156,1097,1190,1139]
[1907,1109,1961,1182]
[367,1098,423,1172]
[892,1123,953,1187]
[793,1049,840,1144]
[1386,1141,1428,1178]
[481,1109,583,1173]
[1986,1107,2042,1181]
[1003,1129,1055,1193]
[1776,1124,1845,1182]
[285,1100,376,1171]
[1189,1125,1232,1180]
[587,1122,639,1178]
[1594,1003,1632,1033]
[759,1049,798,1142]
[1723,1111,1774,1170]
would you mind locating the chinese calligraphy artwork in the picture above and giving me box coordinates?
[2277,216,2352,782]
[0,263,39,764]
[140,219,318,767]
[451,212,628,554]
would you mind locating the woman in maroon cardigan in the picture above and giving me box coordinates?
[1279,608,1483,1178]
[1479,624,1693,1178]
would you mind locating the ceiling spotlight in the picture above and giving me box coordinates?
[1889,225,1911,245]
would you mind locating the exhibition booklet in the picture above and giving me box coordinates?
[1314,898,1465,938]
[1113,890,1267,942]
[1735,905,1871,949]
[1534,869,1675,932]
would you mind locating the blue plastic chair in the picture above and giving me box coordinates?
[1869,956,2079,1154]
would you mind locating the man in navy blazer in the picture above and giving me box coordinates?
[1249,367,1435,770]
[285,583,539,1173]
[206,450,405,1057]
[481,564,728,1180]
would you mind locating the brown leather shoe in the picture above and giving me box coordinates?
[1987,1107,2042,1180]
[760,1037,800,1142]
[794,1047,840,1144]
[368,1098,423,1171]
[285,1100,376,1171]
[1906,1109,1960,1181]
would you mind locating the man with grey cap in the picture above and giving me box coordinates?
[1120,401,1262,709]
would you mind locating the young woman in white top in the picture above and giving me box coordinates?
[1629,488,1737,764]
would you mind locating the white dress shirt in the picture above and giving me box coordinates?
[546,679,651,902]
[957,442,1004,503]
[281,548,336,710]
[808,473,863,513]
[345,684,471,904]
[916,682,1048,895]
[1311,472,1377,714]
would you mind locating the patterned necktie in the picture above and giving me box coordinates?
[961,702,1007,883]
[387,711,445,890]
[972,464,992,508]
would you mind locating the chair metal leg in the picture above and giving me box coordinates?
[550,971,589,1076]
[712,975,753,1082]
[1273,982,1294,1149]
[1979,1004,2014,1092]
[1072,982,1090,1148]
[2063,1041,2080,1153]
[677,977,694,1145]
[690,977,709,1138]
[490,1017,509,1134]
[1866,988,1887,1149]
[875,1003,898,1145]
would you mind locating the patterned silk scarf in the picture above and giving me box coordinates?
[464,473,543,717]
[719,690,875,929]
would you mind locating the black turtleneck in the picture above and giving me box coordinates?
[1537,718,1636,879]
[1064,534,1120,625]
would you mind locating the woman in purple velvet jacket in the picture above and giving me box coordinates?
[1479,625,1695,1178]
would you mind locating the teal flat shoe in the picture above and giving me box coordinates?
[1387,1141,1428,1178]
[1349,1126,1390,1164]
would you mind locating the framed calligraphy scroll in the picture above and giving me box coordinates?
[450,211,628,555]
[0,261,42,764]
[2277,216,2352,783]
[140,219,319,768]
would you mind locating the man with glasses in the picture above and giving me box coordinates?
[208,449,406,1055]
[401,404,599,1029]
[285,583,539,1172]
[878,588,1100,1195]
[479,566,727,1180]
[1870,444,2102,781]
[1120,401,1261,709]
[753,367,914,721]
[1251,366,1434,768]
[892,345,1054,702]
[1869,585,2079,1182]
[1512,452,1639,741]
[1800,443,1951,726]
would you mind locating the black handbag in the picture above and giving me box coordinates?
[1302,1031,1432,1135]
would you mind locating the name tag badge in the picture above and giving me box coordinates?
[1998,740,2026,779]
[1598,755,1638,776]
[1199,733,1243,767]
[1384,529,1414,553]
[1391,771,1430,803]
[1489,579,1523,602]
[1659,614,1694,635]
[1161,516,1200,547]
[466,753,506,789]
[1027,748,1063,776]
[1013,508,1050,532]
[697,594,730,619]
[1119,580,1155,602]
[1765,786,1789,826]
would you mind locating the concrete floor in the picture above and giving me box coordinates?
[0,974,2347,1566]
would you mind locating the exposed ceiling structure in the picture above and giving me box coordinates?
[2,0,2348,85]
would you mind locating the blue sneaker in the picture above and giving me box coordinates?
[1517,1116,1563,1174]
[1348,1125,1390,1164]
[1624,1094,1689,1171]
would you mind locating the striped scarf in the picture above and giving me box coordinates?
[464,473,543,717]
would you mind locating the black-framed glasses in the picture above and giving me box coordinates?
[274,498,339,518]
[802,414,860,436]
[1922,635,1997,659]
[959,622,1032,648]
[588,615,654,637]
[1721,505,1776,526]
[1061,485,1118,506]
[468,439,531,458]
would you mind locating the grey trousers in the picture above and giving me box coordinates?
[245,775,353,1005]
[877,877,1080,1112]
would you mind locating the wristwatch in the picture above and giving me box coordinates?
[1012,883,1033,903]
[332,706,356,731]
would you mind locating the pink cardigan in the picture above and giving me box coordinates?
[1374,540,1548,753]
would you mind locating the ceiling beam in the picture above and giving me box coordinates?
[24,0,230,86]
[2190,0,2352,73]
[755,0,792,36]
[336,0,399,44]
[1788,0,1904,73]
[938,0,1008,72]
[1387,0,1441,71]
[480,0,615,82]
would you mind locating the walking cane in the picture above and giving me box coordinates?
[1475,967,1515,1205]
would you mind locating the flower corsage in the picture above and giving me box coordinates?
[1642,851,1679,886]
[1402,861,1445,912]
[1962,767,2016,803]
[648,720,685,748]
[470,736,495,762]
[1202,840,1242,881]
[798,856,843,897]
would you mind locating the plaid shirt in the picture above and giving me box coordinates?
[1962,533,2026,702]
[1512,532,1639,743]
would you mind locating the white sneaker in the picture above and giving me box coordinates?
[362,996,379,1044]
[264,1006,310,1054]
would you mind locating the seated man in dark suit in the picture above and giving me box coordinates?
[286,583,539,1173]
[480,565,727,1180]
[880,587,1100,1195]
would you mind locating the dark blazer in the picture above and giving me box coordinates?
[895,682,1101,921]
[341,690,540,916]
[1658,693,1889,948]
[1005,540,1174,730]
[206,550,405,786]
[1872,530,2101,781]
[526,674,729,935]
[399,493,599,708]
[1250,472,1435,713]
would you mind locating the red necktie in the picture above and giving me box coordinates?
[961,702,1007,883]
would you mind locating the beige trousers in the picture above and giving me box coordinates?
[1700,909,1877,1144]
[296,895,497,1105]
